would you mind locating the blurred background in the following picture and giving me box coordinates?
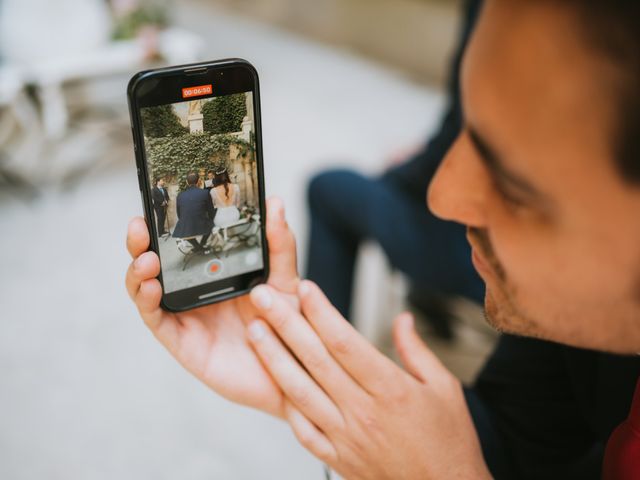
[0,0,497,478]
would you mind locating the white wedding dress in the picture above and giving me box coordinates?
[211,184,241,227]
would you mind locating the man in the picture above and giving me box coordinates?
[125,1,640,478]
[204,170,215,191]
[306,0,484,339]
[151,177,170,236]
[171,172,214,252]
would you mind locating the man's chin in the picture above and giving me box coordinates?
[482,286,537,337]
[482,289,504,332]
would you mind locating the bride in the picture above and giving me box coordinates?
[210,169,241,227]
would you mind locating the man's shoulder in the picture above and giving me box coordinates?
[176,189,189,200]
[179,187,209,198]
[193,188,210,199]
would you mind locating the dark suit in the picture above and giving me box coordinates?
[152,186,170,235]
[467,335,640,479]
[172,186,215,239]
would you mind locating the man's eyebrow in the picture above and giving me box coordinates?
[467,126,547,201]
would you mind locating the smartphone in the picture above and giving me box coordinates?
[128,59,269,312]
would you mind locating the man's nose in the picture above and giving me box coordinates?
[427,134,489,228]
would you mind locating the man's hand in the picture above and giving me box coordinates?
[246,281,492,480]
[125,197,299,419]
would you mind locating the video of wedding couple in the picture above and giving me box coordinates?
[141,92,264,293]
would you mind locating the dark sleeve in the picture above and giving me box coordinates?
[151,188,160,208]
[467,334,601,480]
[382,0,483,200]
[176,194,182,219]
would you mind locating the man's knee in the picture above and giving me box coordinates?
[307,169,360,212]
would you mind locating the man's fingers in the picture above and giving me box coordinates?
[297,280,399,396]
[249,285,361,405]
[125,217,181,362]
[124,249,180,353]
[125,251,161,300]
[392,312,445,384]
[247,319,344,433]
[265,197,299,293]
[135,278,181,352]
[136,278,163,316]
[284,401,338,465]
[127,216,150,259]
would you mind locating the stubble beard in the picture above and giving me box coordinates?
[482,278,542,339]
[468,228,540,337]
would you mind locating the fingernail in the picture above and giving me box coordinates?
[270,198,285,221]
[249,321,266,342]
[252,286,273,309]
[298,280,310,297]
[404,313,414,329]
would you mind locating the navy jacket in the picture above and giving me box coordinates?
[152,186,169,210]
[172,186,215,238]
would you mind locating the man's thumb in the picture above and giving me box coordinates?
[392,312,444,383]
[265,196,299,293]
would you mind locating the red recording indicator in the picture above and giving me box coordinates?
[182,84,213,99]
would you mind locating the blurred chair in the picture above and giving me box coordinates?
[0,64,42,189]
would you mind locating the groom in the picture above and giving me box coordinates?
[171,172,215,252]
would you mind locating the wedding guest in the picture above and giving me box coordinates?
[204,171,216,191]
[151,177,170,236]
[306,0,484,339]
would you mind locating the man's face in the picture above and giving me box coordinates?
[428,0,640,353]
[208,173,214,180]
[158,179,165,188]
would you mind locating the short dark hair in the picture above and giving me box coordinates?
[536,1,640,182]
[186,172,199,185]
[155,177,164,184]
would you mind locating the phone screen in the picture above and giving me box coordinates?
[130,61,268,310]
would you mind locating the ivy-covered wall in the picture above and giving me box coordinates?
[202,94,248,134]
[144,133,252,190]
[140,104,188,138]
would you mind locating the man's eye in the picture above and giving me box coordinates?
[495,184,528,209]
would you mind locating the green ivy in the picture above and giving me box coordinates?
[202,94,247,135]
[145,133,254,191]
[141,104,188,138]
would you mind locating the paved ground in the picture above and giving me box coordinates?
[158,228,263,294]
[0,3,495,479]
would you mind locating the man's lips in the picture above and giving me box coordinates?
[470,246,494,278]
[466,229,496,278]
